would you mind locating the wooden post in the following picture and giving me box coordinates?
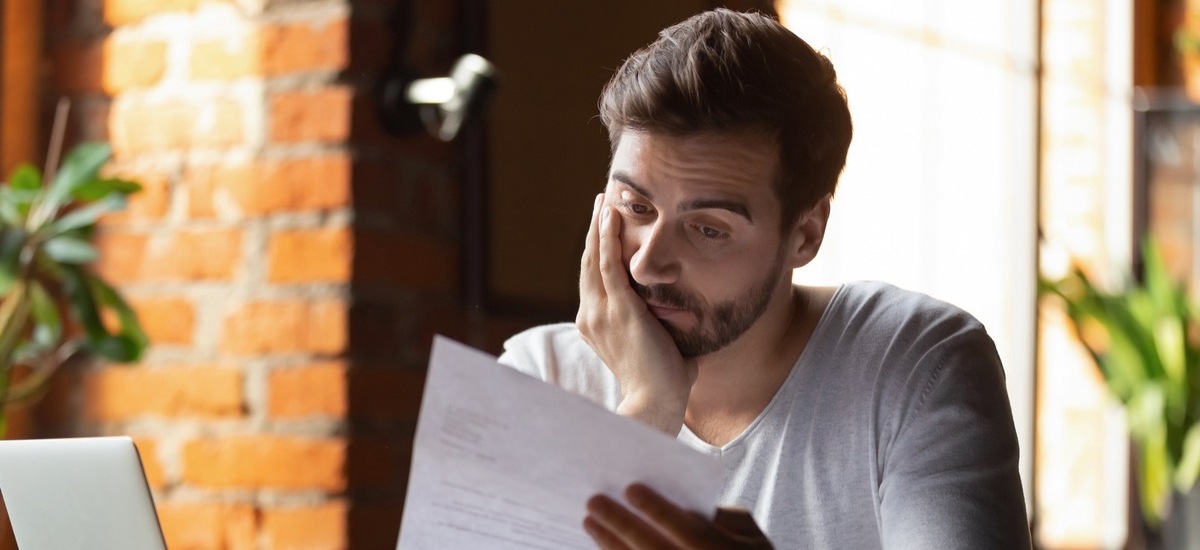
[1,0,43,177]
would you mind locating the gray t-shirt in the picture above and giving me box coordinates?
[498,281,1031,549]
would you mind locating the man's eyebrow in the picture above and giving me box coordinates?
[681,199,753,223]
[610,171,754,223]
[611,171,651,199]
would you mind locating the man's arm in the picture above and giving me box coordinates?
[878,329,1032,549]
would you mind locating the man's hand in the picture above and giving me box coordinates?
[583,484,774,550]
[576,194,697,435]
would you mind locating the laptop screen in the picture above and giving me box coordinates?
[0,436,167,550]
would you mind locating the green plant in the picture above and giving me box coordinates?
[1041,240,1200,527]
[0,141,147,436]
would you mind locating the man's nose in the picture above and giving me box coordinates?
[628,221,680,286]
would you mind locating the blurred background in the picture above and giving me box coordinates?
[0,0,1191,548]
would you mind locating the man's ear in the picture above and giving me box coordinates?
[785,195,831,269]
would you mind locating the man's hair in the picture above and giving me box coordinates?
[599,9,853,232]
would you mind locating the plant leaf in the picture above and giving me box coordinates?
[1176,423,1200,492]
[0,191,20,227]
[0,187,39,224]
[1139,426,1174,527]
[42,194,127,237]
[72,178,142,203]
[37,143,111,223]
[28,281,61,349]
[0,228,25,295]
[8,164,41,191]
[63,269,147,363]
[41,235,98,264]
[61,266,104,342]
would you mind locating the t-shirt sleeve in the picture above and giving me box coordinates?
[877,328,1031,549]
[496,328,554,381]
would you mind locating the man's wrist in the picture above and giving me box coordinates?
[616,390,688,436]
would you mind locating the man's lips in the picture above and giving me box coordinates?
[646,302,689,320]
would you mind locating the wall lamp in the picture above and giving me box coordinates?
[379,53,496,142]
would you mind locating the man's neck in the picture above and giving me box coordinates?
[684,283,834,443]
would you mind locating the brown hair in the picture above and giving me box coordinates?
[599,9,852,232]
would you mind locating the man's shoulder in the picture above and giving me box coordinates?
[830,280,987,339]
[498,323,620,408]
[501,322,589,358]
[498,322,601,377]
[814,281,1000,380]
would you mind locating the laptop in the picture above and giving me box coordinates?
[0,436,167,550]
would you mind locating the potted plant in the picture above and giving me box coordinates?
[1041,240,1200,548]
[0,138,147,437]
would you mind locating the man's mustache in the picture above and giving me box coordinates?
[628,274,702,313]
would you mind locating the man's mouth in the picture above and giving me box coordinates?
[645,302,689,320]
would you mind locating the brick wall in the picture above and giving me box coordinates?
[18,1,516,549]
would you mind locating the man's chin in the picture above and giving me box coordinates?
[659,323,716,359]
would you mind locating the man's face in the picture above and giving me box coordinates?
[606,131,790,357]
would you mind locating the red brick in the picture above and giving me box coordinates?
[94,228,242,282]
[185,165,218,219]
[187,156,351,219]
[111,99,243,154]
[99,168,171,223]
[131,437,167,490]
[262,501,348,550]
[269,87,352,144]
[267,362,348,419]
[182,436,346,490]
[190,36,258,81]
[309,300,348,354]
[261,17,349,76]
[92,230,148,282]
[127,296,194,345]
[268,226,352,283]
[159,229,241,279]
[156,502,256,550]
[83,366,243,420]
[104,0,198,25]
[107,40,168,91]
[220,299,347,355]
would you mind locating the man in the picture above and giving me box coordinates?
[498,9,1031,549]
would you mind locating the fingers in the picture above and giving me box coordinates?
[597,199,639,304]
[583,515,634,550]
[585,493,675,550]
[624,484,712,547]
[579,193,605,295]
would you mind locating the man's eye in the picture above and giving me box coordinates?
[697,225,726,240]
[628,203,650,214]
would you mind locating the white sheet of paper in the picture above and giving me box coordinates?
[395,336,724,550]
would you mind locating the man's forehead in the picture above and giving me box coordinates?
[607,131,779,195]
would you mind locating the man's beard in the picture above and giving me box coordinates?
[630,252,786,358]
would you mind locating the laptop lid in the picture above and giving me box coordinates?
[0,436,167,550]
